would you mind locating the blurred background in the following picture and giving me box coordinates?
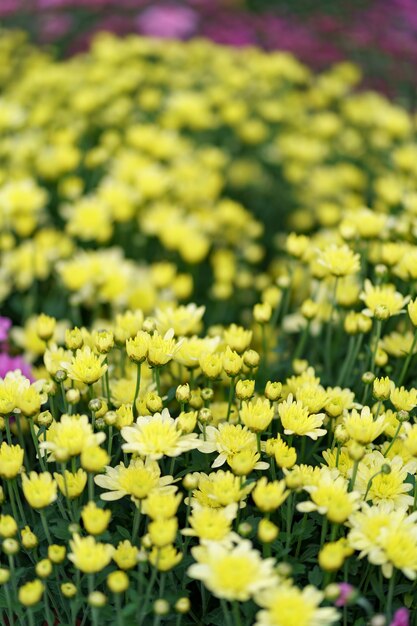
[1,0,416,106]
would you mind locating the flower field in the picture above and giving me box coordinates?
[1,25,417,626]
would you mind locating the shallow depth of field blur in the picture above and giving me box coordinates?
[1,2,417,626]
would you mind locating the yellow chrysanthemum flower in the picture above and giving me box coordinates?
[68,534,114,574]
[278,395,326,440]
[188,538,277,601]
[254,582,339,626]
[121,408,200,459]
[94,458,173,501]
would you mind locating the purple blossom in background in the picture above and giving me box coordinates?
[390,608,410,626]
[0,353,32,380]
[138,4,198,39]
[0,317,12,343]
[335,583,356,607]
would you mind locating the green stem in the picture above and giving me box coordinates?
[231,602,243,626]
[40,509,53,544]
[107,425,113,457]
[4,584,15,626]
[370,319,382,374]
[384,422,402,458]
[293,321,310,361]
[319,516,329,549]
[226,377,235,422]
[325,277,339,380]
[348,459,360,492]
[386,570,396,619]
[28,608,35,626]
[341,334,363,387]
[88,472,94,501]
[295,513,307,558]
[337,335,355,386]
[6,480,19,522]
[398,327,417,386]
[220,599,233,626]
[154,368,161,397]
[138,565,158,626]
[61,382,68,413]
[12,479,27,525]
[89,575,98,626]
[132,363,142,419]
[363,469,385,502]
[132,504,141,544]
[115,593,124,626]
[104,359,111,405]
[61,463,75,522]
[285,493,294,550]
[5,417,12,445]
[29,419,46,471]
[15,416,29,471]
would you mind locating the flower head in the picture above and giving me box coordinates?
[68,534,114,574]
[121,408,199,459]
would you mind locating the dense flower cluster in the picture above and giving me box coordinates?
[1,28,417,626]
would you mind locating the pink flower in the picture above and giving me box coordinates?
[335,583,356,607]
[390,608,410,626]
[0,317,12,343]
[137,4,198,39]
[0,353,32,380]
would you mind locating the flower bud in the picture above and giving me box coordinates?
[89,399,102,413]
[65,328,83,350]
[146,392,163,414]
[61,582,77,598]
[3,538,19,555]
[243,350,260,368]
[66,389,80,404]
[237,522,253,537]
[334,425,349,444]
[265,381,282,401]
[300,299,319,320]
[361,371,375,385]
[235,379,255,400]
[37,411,53,427]
[35,559,52,579]
[201,387,213,401]
[21,527,38,550]
[54,370,67,383]
[176,384,191,404]
[107,571,129,594]
[258,519,279,543]
[93,330,114,354]
[175,597,190,614]
[198,408,212,424]
[0,568,10,585]
[373,377,393,400]
[189,390,203,410]
[88,591,107,608]
[408,300,417,327]
[275,562,292,577]
[142,317,156,334]
[103,411,116,427]
[222,347,243,377]
[182,474,199,491]
[397,410,410,423]
[153,599,170,615]
[36,314,56,341]
[253,302,272,323]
